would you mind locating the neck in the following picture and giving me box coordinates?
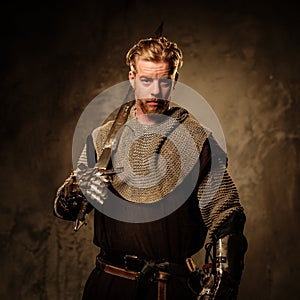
[136,112,158,125]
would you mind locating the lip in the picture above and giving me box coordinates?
[146,99,161,105]
[147,101,159,106]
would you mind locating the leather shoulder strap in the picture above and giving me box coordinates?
[96,99,135,171]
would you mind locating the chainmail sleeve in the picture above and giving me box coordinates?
[177,114,244,241]
[197,135,245,241]
[199,169,244,240]
[77,144,88,166]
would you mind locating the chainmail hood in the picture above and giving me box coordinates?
[95,105,208,203]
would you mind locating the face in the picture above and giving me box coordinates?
[129,58,176,118]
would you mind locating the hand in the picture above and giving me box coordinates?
[197,292,213,300]
[75,163,108,205]
[197,274,215,300]
[54,171,87,221]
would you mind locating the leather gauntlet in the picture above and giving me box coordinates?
[53,171,92,221]
[198,233,247,300]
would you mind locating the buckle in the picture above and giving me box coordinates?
[185,257,197,273]
[124,255,144,272]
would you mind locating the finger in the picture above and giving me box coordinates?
[101,175,110,183]
[90,192,104,205]
[90,184,99,193]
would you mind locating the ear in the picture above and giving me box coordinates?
[173,72,179,89]
[128,71,135,89]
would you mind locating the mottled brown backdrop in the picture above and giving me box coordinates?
[1,0,299,299]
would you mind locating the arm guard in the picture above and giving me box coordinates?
[53,171,93,221]
[198,214,247,300]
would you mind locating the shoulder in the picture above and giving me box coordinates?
[90,120,115,155]
[91,120,114,140]
[168,104,212,150]
[91,101,136,140]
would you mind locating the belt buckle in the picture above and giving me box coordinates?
[124,254,144,272]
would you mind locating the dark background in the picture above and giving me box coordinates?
[1,0,299,299]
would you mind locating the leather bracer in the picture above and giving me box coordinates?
[198,213,247,300]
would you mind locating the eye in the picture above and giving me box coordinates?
[140,77,153,85]
[159,78,172,88]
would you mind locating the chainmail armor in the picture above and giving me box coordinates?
[92,104,244,239]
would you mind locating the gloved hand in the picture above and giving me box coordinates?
[53,171,88,221]
[197,273,239,300]
[74,163,108,205]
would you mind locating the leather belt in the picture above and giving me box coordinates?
[95,253,191,300]
[96,257,139,280]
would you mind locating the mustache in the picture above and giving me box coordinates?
[139,98,168,102]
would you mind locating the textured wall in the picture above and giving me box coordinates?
[1,1,299,299]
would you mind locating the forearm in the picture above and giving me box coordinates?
[198,213,247,300]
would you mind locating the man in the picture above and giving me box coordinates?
[54,36,247,300]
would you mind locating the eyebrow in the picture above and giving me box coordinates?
[138,75,172,79]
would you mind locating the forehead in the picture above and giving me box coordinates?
[135,58,171,78]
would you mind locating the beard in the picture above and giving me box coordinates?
[137,98,169,115]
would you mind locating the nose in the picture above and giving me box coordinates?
[150,79,161,97]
